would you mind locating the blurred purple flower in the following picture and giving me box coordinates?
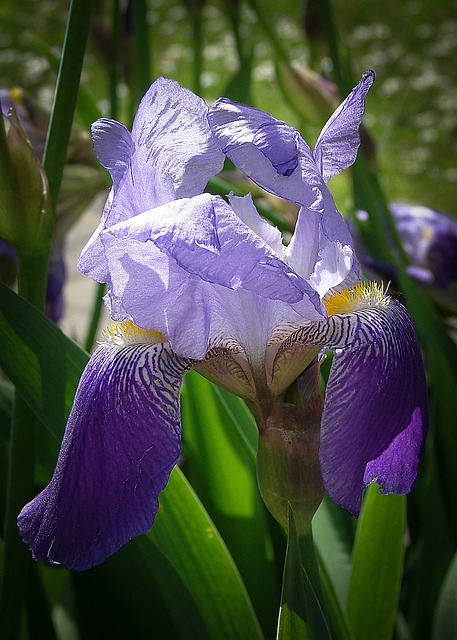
[18,74,428,571]
[354,204,457,288]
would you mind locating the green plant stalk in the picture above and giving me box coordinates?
[132,0,152,107]
[42,0,93,205]
[189,7,203,96]
[244,0,290,64]
[0,251,49,640]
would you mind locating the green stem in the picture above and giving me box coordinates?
[131,0,152,106]
[189,7,203,95]
[42,0,93,206]
[0,251,49,640]
[244,0,290,64]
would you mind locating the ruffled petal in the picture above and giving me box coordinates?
[314,70,375,182]
[228,193,283,256]
[290,294,428,515]
[208,98,323,210]
[101,194,325,343]
[91,119,134,190]
[18,341,193,571]
[286,191,358,297]
[79,77,224,283]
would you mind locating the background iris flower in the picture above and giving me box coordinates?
[18,74,428,571]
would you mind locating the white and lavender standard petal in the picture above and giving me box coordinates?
[79,77,225,283]
[18,341,193,571]
[292,297,428,515]
[208,99,323,210]
[132,76,224,201]
[228,193,283,256]
[91,119,135,190]
[314,70,375,183]
[102,193,325,319]
[286,189,359,297]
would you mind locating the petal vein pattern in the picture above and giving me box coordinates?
[79,76,225,283]
[18,341,193,571]
[288,295,428,515]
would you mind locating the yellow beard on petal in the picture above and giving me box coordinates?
[324,281,388,316]
[103,320,167,346]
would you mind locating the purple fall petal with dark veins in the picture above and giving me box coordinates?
[292,296,428,515]
[314,70,375,183]
[18,341,193,571]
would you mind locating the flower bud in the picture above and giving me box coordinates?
[0,106,52,254]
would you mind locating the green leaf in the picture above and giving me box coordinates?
[0,284,263,638]
[277,507,331,640]
[313,495,354,607]
[181,372,279,633]
[313,497,356,640]
[432,550,457,640]
[347,485,406,640]
[149,466,264,640]
[0,282,88,440]
[72,535,208,640]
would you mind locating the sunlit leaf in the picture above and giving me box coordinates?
[150,467,263,640]
[347,485,405,640]
[182,371,279,633]
[277,507,331,640]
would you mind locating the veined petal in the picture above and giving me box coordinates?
[79,77,224,283]
[208,98,323,210]
[91,119,134,191]
[131,77,224,201]
[102,193,325,318]
[314,70,375,183]
[18,338,193,571]
[288,287,428,515]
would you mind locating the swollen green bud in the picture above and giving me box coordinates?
[0,108,52,253]
[256,360,324,535]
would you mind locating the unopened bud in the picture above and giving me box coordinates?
[256,360,324,535]
[0,107,52,253]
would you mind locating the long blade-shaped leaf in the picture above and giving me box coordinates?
[0,283,88,439]
[150,466,263,640]
[277,508,331,640]
[182,372,279,632]
[347,485,405,640]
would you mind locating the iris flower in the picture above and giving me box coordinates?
[353,203,457,287]
[18,74,428,571]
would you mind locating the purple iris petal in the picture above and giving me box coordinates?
[293,297,428,515]
[100,193,325,359]
[314,70,375,182]
[18,341,193,570]
[252,122,299,176]
[228,193,283,256]
[79,77,225,283]
[208,77,372,295]
[207,98,322,210]
[91,119,134,190]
